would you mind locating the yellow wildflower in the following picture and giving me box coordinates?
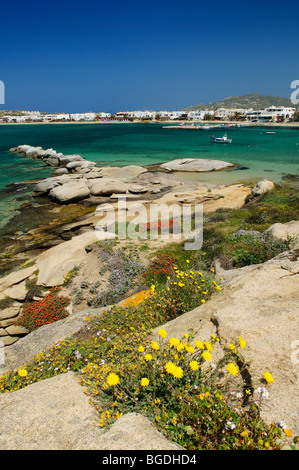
[195,340,204,349]
[151,341,159,350]
[239,336,246,349]
[18,369,27,377]
[202,351,212,362]
[185,344,195,353]
[144,354,153,362]
[263,371,274,383]
[106,373,119,386]
[172,365,183,379]
[169,337,180,347]
[141,378,149,387]
[165,361,176,374]
[226,363,239,376]
[228,343,237,353]
[189,360,200,371]
[204,341,213,352]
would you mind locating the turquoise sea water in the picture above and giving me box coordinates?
[0,122,299,227]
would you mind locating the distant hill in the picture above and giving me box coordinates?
[182,94,298,111]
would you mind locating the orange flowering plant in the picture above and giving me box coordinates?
[16,288,70,331]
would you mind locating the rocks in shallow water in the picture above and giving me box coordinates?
[33,178,60,194]
[66,160,95,171]
[51,168,69,176]
[87,178,128,196]
[128,184,148,194]
[160,158,234,172]
[44,156,60,166]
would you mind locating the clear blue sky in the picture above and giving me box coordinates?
[0,0,298,113]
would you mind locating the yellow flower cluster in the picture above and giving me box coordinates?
[165,362,184,378]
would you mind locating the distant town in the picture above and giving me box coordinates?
[0,105,298,123]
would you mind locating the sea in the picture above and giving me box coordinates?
[0,122,299,229]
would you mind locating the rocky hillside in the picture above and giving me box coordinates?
[182,93,298,112]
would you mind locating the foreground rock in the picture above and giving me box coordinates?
[35,231,115,287]
[0,372,104,450]
[97,413,183,450]
[160,158,234,172]
[0,372,181,450]
[264,220,299,241]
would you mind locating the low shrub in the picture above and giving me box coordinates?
[16,288,70,331]
[228,231,291,267]
[144,253,175,286]
[86,243,145,308]
[146,262,217,323]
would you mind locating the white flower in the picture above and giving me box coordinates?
[254,386,269,399]
[276,421,287,429]
[225,421,236,430]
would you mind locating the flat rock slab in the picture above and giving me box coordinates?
[0,372,104,450]
[49,180,90,203]
[97,413,183,450]
[0,265,37,293]
[160,158,234,172]
[0,372,183,450]
[35,231,99,287]
[264,220,299,241]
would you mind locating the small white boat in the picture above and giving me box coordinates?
[266,131,276,134]
[211,133,232,143]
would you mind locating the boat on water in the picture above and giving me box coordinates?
[211,133,232,143]
[266,131,276,134]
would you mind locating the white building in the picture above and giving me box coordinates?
[44,114,70,121]
[246,106,296,121]
[115,110,157,120]
[187,110,215,120]
[96,112,111,119]
[70,113,96,121]
[213,108,250,120]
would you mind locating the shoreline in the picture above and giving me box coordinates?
[1,120,299,127]
[0,143,250,278]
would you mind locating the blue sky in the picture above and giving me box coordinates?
[0,0,298,113]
